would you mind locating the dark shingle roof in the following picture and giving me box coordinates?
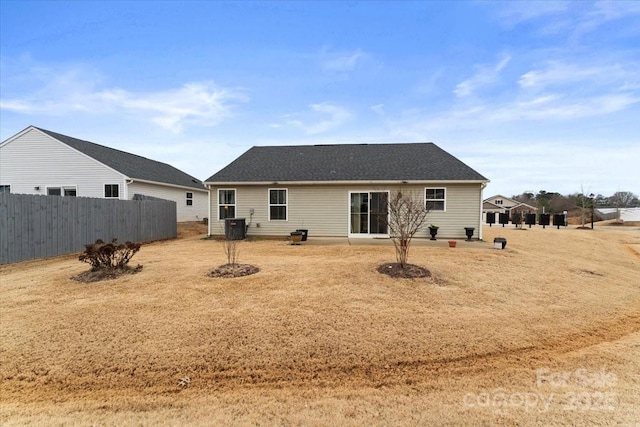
[36,127,206,191]
[206,143,488,183]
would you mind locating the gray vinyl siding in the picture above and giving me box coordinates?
[127,181,208,222]
[429,184,483,239]
[0,128,126,198]
[209,184,483,239]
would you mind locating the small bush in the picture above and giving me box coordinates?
[79,239,141,271]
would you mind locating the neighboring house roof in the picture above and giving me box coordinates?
[597,207,640,221]
[483,194,519,205]
[34,127,206,191]
[206,143,488,183]
[512,202,538,211]
[483,201,504,210]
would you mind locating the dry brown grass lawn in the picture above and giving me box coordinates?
[1,223,639,426]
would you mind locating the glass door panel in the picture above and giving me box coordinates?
[369,192,388,234]
[350,193,368,233]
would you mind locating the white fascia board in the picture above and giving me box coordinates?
[129,177,208,192]
[204,179,489,186]
[0,125,38,147]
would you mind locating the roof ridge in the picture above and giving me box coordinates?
[251,142,437,149]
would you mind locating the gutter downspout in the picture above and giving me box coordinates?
[479,182,487,241]
[125,178,133,199]
[205,184,212,236]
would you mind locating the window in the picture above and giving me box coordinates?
[218,189,236,219]
[425,188,446,211]
[495,200,503,205]
[0,185,10,194]
[269,189,287,220]
[105,184,119,198]
[47,186,77,197]
[186,192,193,206]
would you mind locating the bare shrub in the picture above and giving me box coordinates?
[74,239,142,283]
[222,238,239,266]
[208,233,259,278]
[79,239,141,271]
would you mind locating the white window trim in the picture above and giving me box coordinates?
[425,187,446,212]
[46,185,78,197]
[186,191,193,207]
[104,183,120,199]
[0,184,11,194]
[268,188,288,221]
[217,188,237,220]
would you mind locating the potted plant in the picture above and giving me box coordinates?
[448,240,457,248]
[428,224,439,240]
[290,231,303,245]
[464,227,475,241]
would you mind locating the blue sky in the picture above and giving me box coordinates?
[1,1,638,197]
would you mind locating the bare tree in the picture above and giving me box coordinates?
[610,191,636,208]
[383,191,430,268]
[576,187,592,228]
[577,194,597,227]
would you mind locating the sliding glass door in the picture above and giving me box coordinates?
[349,191,389,236]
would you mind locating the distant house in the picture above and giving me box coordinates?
[596,207,640,222]
[483,194,537,222]
[204,143,489,239]
[0,126,208,222]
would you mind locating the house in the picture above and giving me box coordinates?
[204,143,489,239]
[596,207,640,222]
[483,194,537,222]
[0,126,208,222]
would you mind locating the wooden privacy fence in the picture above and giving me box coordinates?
[0,193,177,264]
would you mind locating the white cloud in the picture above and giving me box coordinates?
[371,104,385,115]
[388,92,639,142]
[283,102,352,135]
[0,99,34,113]
[518,62,634,89]
[454,55,511,98]
[320,48,365,72]
[502,93,638,121]
[305,102,352,134]
[493,1,571,27]
[0,63,246,133]
[97,82,246,133]
[489,0,640,39]
[573,0,640,38]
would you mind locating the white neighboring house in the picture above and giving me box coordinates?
[483,194,537,222]
[596,207,640,222]
[0,126,208,222]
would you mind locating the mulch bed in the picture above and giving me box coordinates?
[208,263,260,278]
[377,262,431,279]
[72,265,143,283]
